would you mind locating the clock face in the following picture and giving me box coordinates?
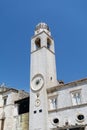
[31,74,44,91]
[35,99,41,107]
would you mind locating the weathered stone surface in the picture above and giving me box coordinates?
[0,85,29,130]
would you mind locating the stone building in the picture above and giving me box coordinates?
[0,84,29,130]
[29,23,87,130]
[15,96,29,130]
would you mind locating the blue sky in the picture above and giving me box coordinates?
[0,0,87,92]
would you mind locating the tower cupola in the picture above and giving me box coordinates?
[35,22,51,36]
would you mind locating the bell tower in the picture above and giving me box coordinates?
[29,23,59,130]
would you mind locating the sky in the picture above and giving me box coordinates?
[0,0,87,92]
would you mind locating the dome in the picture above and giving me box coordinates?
[35,22,50,31]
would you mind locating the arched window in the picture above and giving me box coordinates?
[47,38,51,49]
[35,38,41,49]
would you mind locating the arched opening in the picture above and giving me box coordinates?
[47,38,51,49]
[35,38,41,50]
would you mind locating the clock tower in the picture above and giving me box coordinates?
[29,23,59,130]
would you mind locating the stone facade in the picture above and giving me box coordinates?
[18,113,29,130]
[47,78,87,130]
[0,84,29,130]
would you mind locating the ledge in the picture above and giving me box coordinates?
[48,103,87,113]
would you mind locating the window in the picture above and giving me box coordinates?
[47,42,50,49]
[1,119,5,130]
[34,110,37,114]
[53,118,59,124]
[3,96,8,106]
[35,38,41,49]
[4,98,7,106]
[47,38,51,49]
[39,109,42,113]
[71,91,81,105]
[48,96,57,110]
[77,114,84,122]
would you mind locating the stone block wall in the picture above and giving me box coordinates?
[18,113,29,130]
